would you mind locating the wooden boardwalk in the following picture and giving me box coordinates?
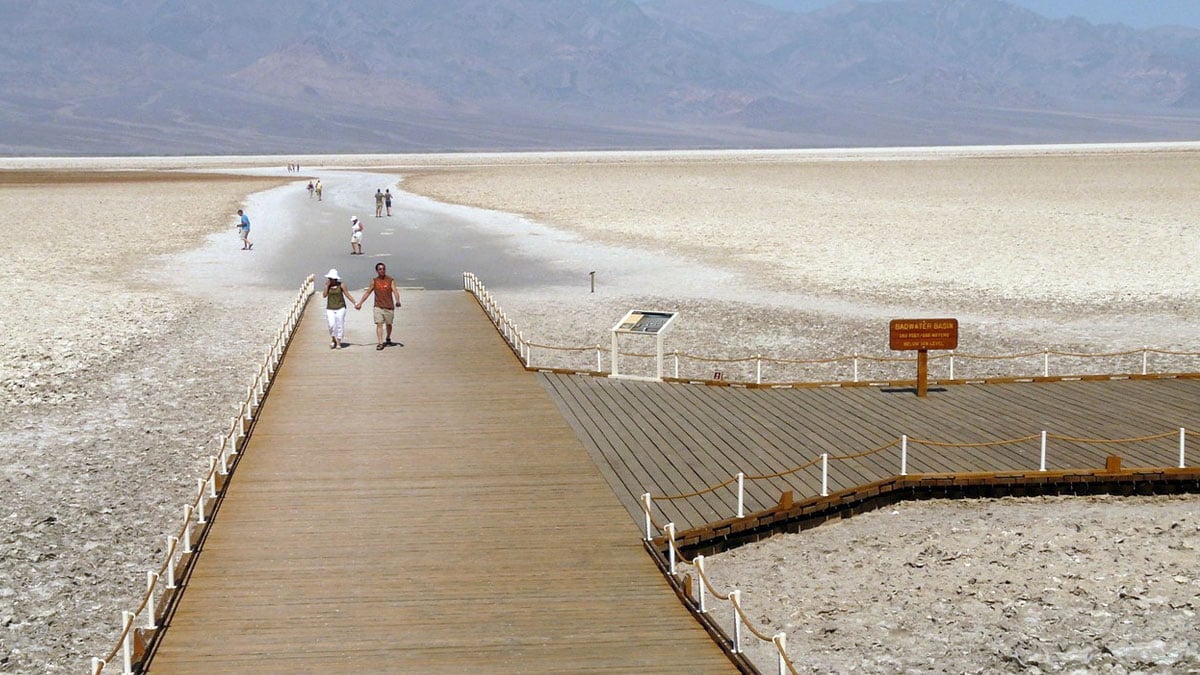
[145,291,735,673]
[541,372,1200,532]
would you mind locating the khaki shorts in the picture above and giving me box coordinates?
[373,306,394,325]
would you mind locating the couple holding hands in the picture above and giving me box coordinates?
[322,262,401,351]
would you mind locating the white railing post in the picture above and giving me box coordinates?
[182,505,194,553]
[949,351,955,380]
[641,493,653,541]
[900,435,908,476]
[673,352,679,379]
[229,418,240,453]
[1143,346,1148,375]
[821,453,829,496]
[207,459,218,498]
[145,571,158,629]
[775,632,787,675]
[1043,350,1049,377]
[695,555,707,613]
[596,346,602,373]
[121,610,134,675]
[736,472,745,518]
[665,522,676,575]
[1180,427,1187,469]
[1040,430,1047,471]
[853,354,859,382]
[730,590,743,653]
[196,480,207,524]
[166,536,178,589]
[755,356,762,385]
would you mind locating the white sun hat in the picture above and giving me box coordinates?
[351,216,358,222]
[325,268,340,280]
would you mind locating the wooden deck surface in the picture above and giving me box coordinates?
[541,372,1200,531]
[145,291,734,673]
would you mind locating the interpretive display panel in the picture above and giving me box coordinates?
[613,310,678,335]
[610,310,679,380]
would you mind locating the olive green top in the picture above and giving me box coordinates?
[325,284,347,310]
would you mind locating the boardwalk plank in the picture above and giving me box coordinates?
[543,373,1200,531]
[145,291,733,674]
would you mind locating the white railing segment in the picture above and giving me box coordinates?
[92,275,315,673]
[461,273,1200,385]
[640,426,1193,673]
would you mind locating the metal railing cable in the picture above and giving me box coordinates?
[460,273,1200,385]
[91,275,314,675]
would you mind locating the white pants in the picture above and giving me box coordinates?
[325,307,346,340]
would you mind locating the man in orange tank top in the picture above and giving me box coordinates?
[356,262,401,350]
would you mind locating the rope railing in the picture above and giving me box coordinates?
[459,275,1200,670]
[459,274,1200,385]
[91,275,315,675]
[642,426,1197,673]
[643,427,1196,531]
[649,520,799,674]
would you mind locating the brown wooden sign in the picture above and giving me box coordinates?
[889,318,959,351]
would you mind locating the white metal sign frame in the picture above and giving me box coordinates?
[610,310,679,381]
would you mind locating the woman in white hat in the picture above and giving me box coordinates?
[322,268,359,349]
[350,216,364,255]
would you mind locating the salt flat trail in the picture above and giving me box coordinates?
[145,290,733,673]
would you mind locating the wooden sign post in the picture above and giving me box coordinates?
[889,318,958,397]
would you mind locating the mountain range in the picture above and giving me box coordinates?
[2,0,1199,156]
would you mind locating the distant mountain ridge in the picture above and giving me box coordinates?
[2,0,1199,155]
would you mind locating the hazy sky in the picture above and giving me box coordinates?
[753,1,1200,30]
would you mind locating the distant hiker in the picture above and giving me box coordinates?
[350,216,364,255]
[315,180,323,201]
[375,189,384,217]
[307,181,314,198]
[236,209,253,250]
[384,189,393,216]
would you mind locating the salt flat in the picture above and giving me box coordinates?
[2,144,1198,672]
